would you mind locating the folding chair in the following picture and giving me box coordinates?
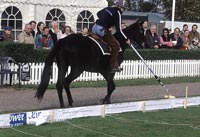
[0,56,21,87]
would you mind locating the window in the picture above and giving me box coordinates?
[45,8,66,30]
[76,10,94,32]
[1,6,22,41]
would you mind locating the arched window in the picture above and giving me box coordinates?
[45,8,66,30]
[76,10,94,32]
[1,6,22,41]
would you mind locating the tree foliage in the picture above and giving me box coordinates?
[162,0,200,22]
[139,2,156,12]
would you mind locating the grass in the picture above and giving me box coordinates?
[19,76,200,89]
[1,107,200,137]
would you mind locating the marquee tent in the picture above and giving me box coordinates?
[0,0,108,40]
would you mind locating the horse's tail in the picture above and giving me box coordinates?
[35,45,58,100]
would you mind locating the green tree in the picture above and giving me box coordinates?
[139,2,157,12]
[162,0,200,22]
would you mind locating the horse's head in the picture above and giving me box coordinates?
[123,19,145,48]
[114,19,145,50]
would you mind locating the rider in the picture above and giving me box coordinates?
[92,0,130,73]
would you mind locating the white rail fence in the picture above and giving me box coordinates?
[3,60,200,85]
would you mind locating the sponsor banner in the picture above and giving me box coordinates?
[0,114,10,128]
[145,99,173,111]
[106,102,141,114]
[10,113,26,127]
[54,105,101,121]
[35,111,51,126]
[27,110,52,125]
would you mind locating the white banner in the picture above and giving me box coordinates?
[106,102,142,114]
[0,114,10,128]
[54,105,102,121]
[145,99,174,111]
[187,97,200,106]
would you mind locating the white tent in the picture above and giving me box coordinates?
[0,0,108,40]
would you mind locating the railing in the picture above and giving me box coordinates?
[3,60,200,85]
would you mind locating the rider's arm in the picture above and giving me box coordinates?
[114,10,128,40]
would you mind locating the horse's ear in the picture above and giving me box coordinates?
[140,20,145,26]
[135,19,144,26]
[137,19,145,26]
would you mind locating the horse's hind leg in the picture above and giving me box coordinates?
[56,63,68,108]
[64,68,83,107]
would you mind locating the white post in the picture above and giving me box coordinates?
[184,86,188,109]
[171,0,176,31]
[101,105,106,118]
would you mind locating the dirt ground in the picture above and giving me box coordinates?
[0,82,200,113]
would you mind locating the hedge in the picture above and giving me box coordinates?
[0,42,49,62]
[0,42,200,62]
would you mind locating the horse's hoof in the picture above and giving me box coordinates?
[99,99,104,104]
[60,105,66,108]
[99,99,111,104]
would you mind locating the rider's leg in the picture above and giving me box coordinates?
[103,30,121,72]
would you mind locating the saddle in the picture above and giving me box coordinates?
[88,32,121,55]
[88,32,107,45]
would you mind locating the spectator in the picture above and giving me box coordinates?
[188,38,200,50]
[18,24,34,44]
[181,30,191,50]
[36,22,45,37]
[159,28,172,48]
[60,25,72,39]
[35,27,53,49]
[82,27,89,36]
[189,24,200,42]
[3,26,13,42]
[49,21,62,45]
[0,31,3,42]
[142,20,148,36]
[169,27,183,49]
[145,25,160,49]
[180,24,188,36]
[29,20,37,37]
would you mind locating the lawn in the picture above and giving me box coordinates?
[1,107,200,137]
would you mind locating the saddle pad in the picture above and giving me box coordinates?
[89,37,122,55]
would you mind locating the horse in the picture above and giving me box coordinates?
[35,20,145,108]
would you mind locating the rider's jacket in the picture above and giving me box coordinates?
[96,7,127,40]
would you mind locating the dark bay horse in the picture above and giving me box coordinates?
[35,20,145,108]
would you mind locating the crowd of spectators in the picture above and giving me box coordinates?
[142,21,200,50]
[1,20,200,50]
[0,20,85,49]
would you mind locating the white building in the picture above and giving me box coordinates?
[0,0,108,40]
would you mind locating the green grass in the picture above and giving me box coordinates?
[18,76,200,89]
[1,107,200,137]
